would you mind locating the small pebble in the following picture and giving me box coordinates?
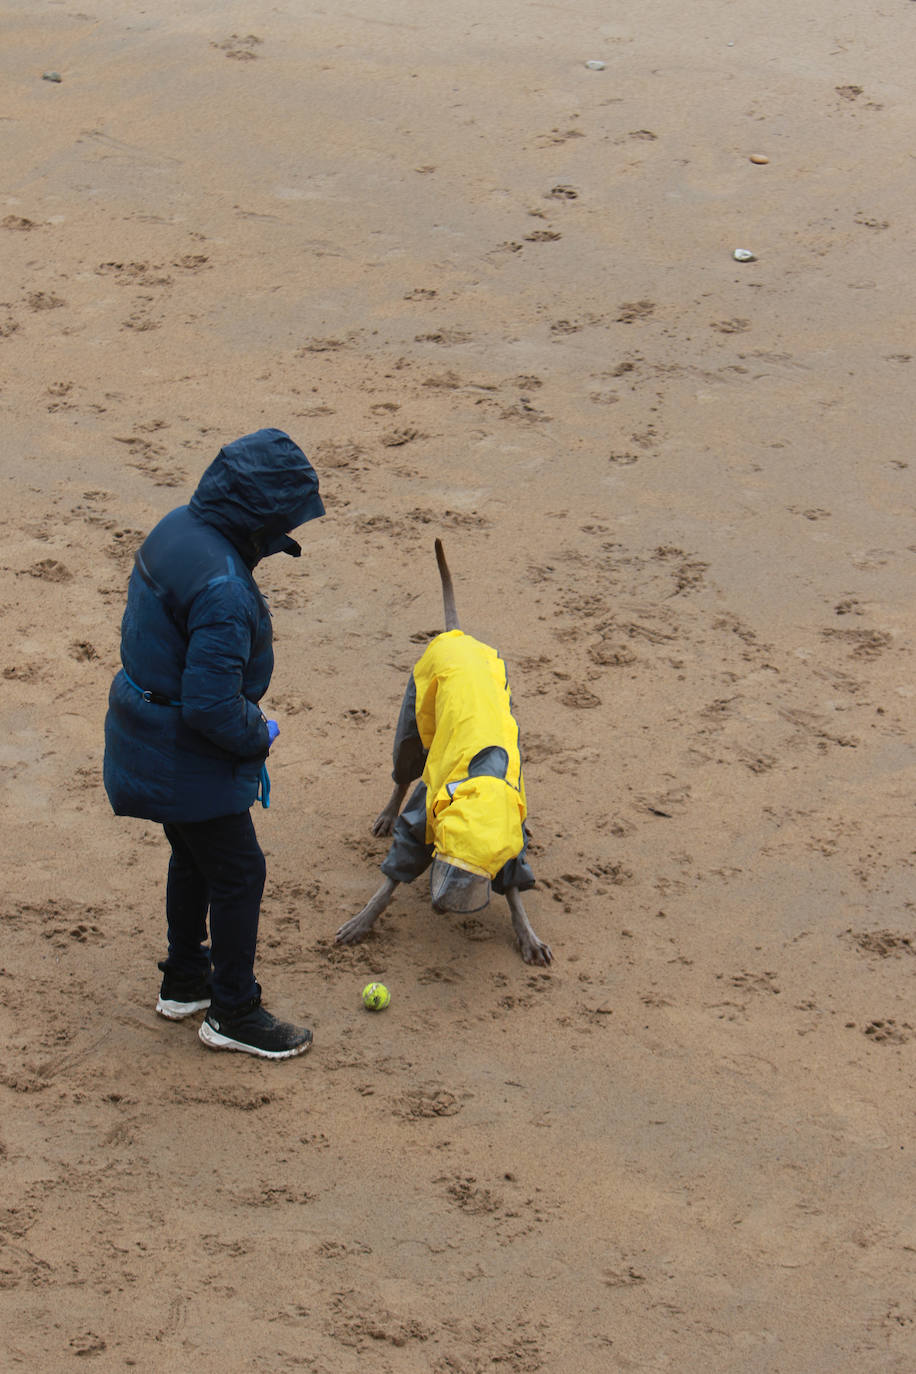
[42,71,62,83]
[733,248,756,262]
[749,153,769,164]
[584,60,606,71]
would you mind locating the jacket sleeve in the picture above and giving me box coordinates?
[179,581,270,757]
[392,675,427,784]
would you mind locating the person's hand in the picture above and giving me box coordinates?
[266,719,280,746]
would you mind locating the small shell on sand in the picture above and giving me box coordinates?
[749,153,769,164]
[733,248,756,262]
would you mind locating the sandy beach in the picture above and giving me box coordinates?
[1,1,914,1369]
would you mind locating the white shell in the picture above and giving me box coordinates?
[585,60,606,70]
[733,248,756,262]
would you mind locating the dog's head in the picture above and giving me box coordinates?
[430,856,491,913]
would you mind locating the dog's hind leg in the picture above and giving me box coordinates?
[505,887,552,965]
[335,876,399,945]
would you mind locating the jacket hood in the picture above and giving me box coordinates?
[188,428,324,559]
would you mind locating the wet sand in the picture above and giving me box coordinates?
[1,2,914,1369]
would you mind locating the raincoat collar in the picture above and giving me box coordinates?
[431,774,526,879]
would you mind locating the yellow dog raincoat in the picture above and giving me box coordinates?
[409,630,527,878]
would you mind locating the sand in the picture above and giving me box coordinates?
[1,1,914,1369]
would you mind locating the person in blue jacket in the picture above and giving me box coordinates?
[104,428,324,1060]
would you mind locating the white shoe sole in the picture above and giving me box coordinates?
[198,1018,312,1060]
[156,996,211,1020]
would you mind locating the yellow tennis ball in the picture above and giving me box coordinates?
[362,982,390,1011]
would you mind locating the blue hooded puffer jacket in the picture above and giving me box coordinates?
[103,429,324,823]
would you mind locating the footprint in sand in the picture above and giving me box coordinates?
[864,1019,912,1045]
[379,427,422,448]
[26,292,66,311]
[22,559,72,583]
[2,215,42,231]
[395,1088,463,1119]
[616,300,655,323]
[534,128,585,147]
[414,328,472,345]
[69,641,99,662]
[846,929,914,959]
[561,683,602,709]
[211,34,263,60]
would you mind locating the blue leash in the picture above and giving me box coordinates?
[122,669,180,707]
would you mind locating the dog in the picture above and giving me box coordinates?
[335,539,552,965]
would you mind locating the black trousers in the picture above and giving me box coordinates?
[162,811,266,1010]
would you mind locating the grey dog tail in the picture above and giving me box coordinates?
[435,538,460,631]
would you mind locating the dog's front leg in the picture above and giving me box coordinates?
[372,782,409,836]
[506,887,552,965]
[335,876,399,945]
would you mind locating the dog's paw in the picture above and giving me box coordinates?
[335,918,368,945]
[521,938,553,966]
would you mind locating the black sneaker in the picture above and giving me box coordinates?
[155,959,212,1020]
[198,996,313,1060]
